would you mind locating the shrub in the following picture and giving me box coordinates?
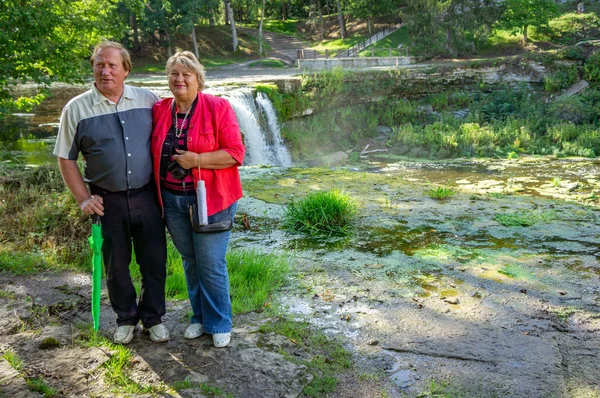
[584,51,600,86]
[543,66,579,93]
[548,96,596,124]
[557,46,586,61]
[283,190,359,236]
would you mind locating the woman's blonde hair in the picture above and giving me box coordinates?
[165,51,206,91]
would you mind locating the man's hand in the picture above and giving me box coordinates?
[79,195,105,216]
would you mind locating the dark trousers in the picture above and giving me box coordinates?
[91,184,167,328]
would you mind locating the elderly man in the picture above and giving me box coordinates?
[54,41,168,344]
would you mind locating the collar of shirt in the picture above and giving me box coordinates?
[91,83,136,106]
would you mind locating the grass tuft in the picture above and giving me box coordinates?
[494,211,554,227]
[228,249,290,314]
[426,186,456,200]
[283,190,359,236]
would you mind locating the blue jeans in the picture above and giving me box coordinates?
[161,189,236,334]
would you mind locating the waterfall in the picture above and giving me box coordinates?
[256,92,292,167]
[221,88,292,166]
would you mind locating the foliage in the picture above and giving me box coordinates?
[543,65,579,93]
[0,0,125,116]
[403,0,502,57]
[499,0,559,42]
[0,164,90,270]
[585,51,600,86]
[427,186,456,200]
[283,190,360,236]
[534,11,600,45]
[556,46,586,61]
[254,83,309,121]
[548,96,597,124]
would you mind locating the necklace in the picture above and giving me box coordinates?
[175,106,192,138]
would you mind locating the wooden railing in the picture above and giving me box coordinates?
[336,22,403,58]
[296,45,409,60]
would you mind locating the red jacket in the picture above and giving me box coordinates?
[151,92,245,216]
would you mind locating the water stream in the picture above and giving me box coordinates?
[2,83,292,167]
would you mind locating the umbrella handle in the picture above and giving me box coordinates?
[92,214,101,224]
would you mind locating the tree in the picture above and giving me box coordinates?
[347,0,397,34]
[500,0,558,43]
[259,0,266,57]
[0,0,125,115]
[336,0,347,39]
[224,0,239,51]
[404,0,501,57]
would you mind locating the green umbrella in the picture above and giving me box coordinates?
[88,214,103,331]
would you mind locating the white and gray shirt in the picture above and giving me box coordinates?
[54,84,159,192]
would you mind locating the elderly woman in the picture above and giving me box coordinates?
[151,51,245,348]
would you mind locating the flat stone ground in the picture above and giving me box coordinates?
[1,161,599,397]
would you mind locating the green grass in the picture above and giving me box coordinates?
[259,317,352,397]
[131,244,290,314]
[357,26,411,57]
[240,19,301,37]
[313,34,366,52]
[494,211,554,227]
[261,19,301,36]
[26,378,58,397]
[3,351,58,397]
[227,249,290,313]
[248,59,287,68]
[283,190,360,237]
[478,29,523,55]
[426,186,456,200]
[3,350,24,371]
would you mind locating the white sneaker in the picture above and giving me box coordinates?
[113,325,135,344]
[146,324,169,343]
[184,323,204,339]
[212,332,231,348]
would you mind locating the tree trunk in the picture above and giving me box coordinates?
[226,1,238,51]
[523,25,528,43]
[309,0,315,20]
[282,0,287,20]
[209,7,215,26]
[130,13,142,54]
[191,25,200,60]
[259,0,266,57]
[317,0,324,40]
[224,0,230,25]
[336,0,346,39]
[367,16,372,35]
[165,27,172,57]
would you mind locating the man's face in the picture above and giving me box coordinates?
[93,47,129,99]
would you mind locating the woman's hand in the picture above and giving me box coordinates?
[172,149,200,170]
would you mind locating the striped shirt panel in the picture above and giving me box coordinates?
[54,84,159,192]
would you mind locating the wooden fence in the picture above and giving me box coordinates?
[297,45,409,60]
[337,22,403,58]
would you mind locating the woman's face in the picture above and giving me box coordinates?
[168,64,199,102]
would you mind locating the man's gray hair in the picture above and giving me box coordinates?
[90,41,132,72]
